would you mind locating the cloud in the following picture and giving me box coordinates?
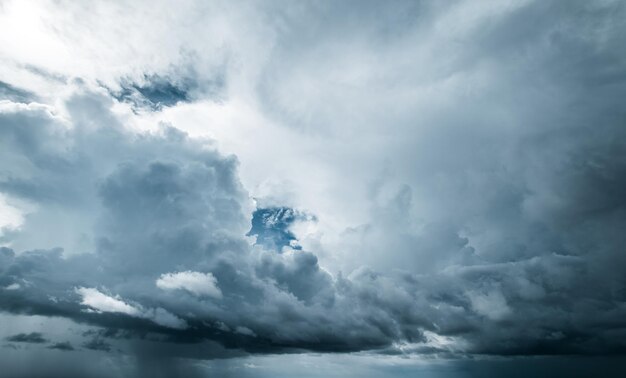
[156,271,222,299]
[48,341,74,351]
[4,283,20,290]
[82,338,112,352]
[235,326,256,337]
[6,332,47,344]
[1,2,626,375]
[0,81,34,103]
[147,308,188,330]
[113,75,193,111]
[77,287,187,330]
[76,287,141,316]
[466,288,512,321]
[1,63,626,360]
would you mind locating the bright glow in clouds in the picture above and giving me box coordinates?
[4,283,21,290]
[156,271,222,299]
[76,287,140,316]
[0,194,24,240]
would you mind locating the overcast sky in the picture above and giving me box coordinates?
[1,1,626,377]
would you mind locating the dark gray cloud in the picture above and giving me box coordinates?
[83,338,112,352]
[0,88,429,355]
[6,332,48,344]
[2,68,626,361]
[48,341,74,351]
[1,1,626,377]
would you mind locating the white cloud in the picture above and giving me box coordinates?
[76,287,140,316]
[156,271,222,299]
[76,287,187,329]
[467,289,512,321]
[0,194,25,243]
[147,307,187,330]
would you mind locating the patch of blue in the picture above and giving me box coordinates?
[248,207,306,251]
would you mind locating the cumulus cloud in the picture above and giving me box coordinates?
[77,288,141,316]
[76,287,187,330]
[156,271,222,299]
[1,1,626,377]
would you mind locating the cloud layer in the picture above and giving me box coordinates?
[1,0,626,376]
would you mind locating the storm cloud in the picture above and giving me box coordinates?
[1,0,626,377]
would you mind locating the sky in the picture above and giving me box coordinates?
[1,0,626,377]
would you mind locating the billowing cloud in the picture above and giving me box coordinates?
[76,287,141,316]
[1,0,626,377]
[157,271,222,299]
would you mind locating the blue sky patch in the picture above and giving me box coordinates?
[248,207,314,251]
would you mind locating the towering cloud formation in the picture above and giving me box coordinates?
[1,80,626,359]
[156,271,223,299]
[1,1,626,377]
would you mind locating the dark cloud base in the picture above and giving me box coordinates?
[6,332,48,344]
